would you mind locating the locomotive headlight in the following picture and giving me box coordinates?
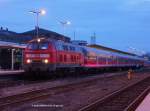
[37,38,41,42]
[26,59,31,64]
[44,59,49,64]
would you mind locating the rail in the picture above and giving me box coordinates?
[78,77,150,111]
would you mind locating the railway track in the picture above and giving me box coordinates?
[0,75,42,89]
[0,73,114,110]
[0,68,148,89]
[0,75,25,89]
[0,69,142,110]
[0,69,149,110]
[79,76,150,111]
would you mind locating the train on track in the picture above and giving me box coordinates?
[23,38,146,73]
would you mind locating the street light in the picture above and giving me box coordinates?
[29,9,46,38]
[59,20,71,36]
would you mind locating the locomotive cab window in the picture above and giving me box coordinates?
[40,43,49,49]
[27,42,49,50]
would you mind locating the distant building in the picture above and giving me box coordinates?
[0,27,31,43]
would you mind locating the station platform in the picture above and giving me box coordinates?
[0,70,24,75]
[136,93,150,111]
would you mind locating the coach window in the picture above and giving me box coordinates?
[78,56,80,62]
[77,56,79,61]
[79,55,81,60]
[75,56,77,62]
[71,55,73,62]
[72,56,74,62]
[59,54,63,62]
[99,57,101,63]
[64,55,67,62]
[74,56,76,62]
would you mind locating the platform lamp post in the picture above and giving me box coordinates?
[29,9,46,38]
[11,49,15,70]
[59,20,71,36]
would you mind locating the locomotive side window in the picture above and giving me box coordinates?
[55,42,63,50]
[71,55,74,62]
[63,45,68,51]
[27,43,38,50]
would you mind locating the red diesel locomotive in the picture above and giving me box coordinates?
[23,38,145,73]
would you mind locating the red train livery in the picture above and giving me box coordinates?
[23,38,145,72]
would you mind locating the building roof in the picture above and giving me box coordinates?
[0,28,32,43]
[21,28,70,42]
[0,41,26,49]
[0,28,71,43]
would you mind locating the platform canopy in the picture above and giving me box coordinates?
[0,41,26,49]
[88,44,137,56]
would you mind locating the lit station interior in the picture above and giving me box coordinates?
[0,44,25,70]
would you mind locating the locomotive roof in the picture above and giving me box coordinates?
[28,38,49,43]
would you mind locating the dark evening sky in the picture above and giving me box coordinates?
[0,0,150,53]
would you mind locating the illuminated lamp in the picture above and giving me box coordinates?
[44,59,49,64]
[37,38,41,42]
[27,59,31,64]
